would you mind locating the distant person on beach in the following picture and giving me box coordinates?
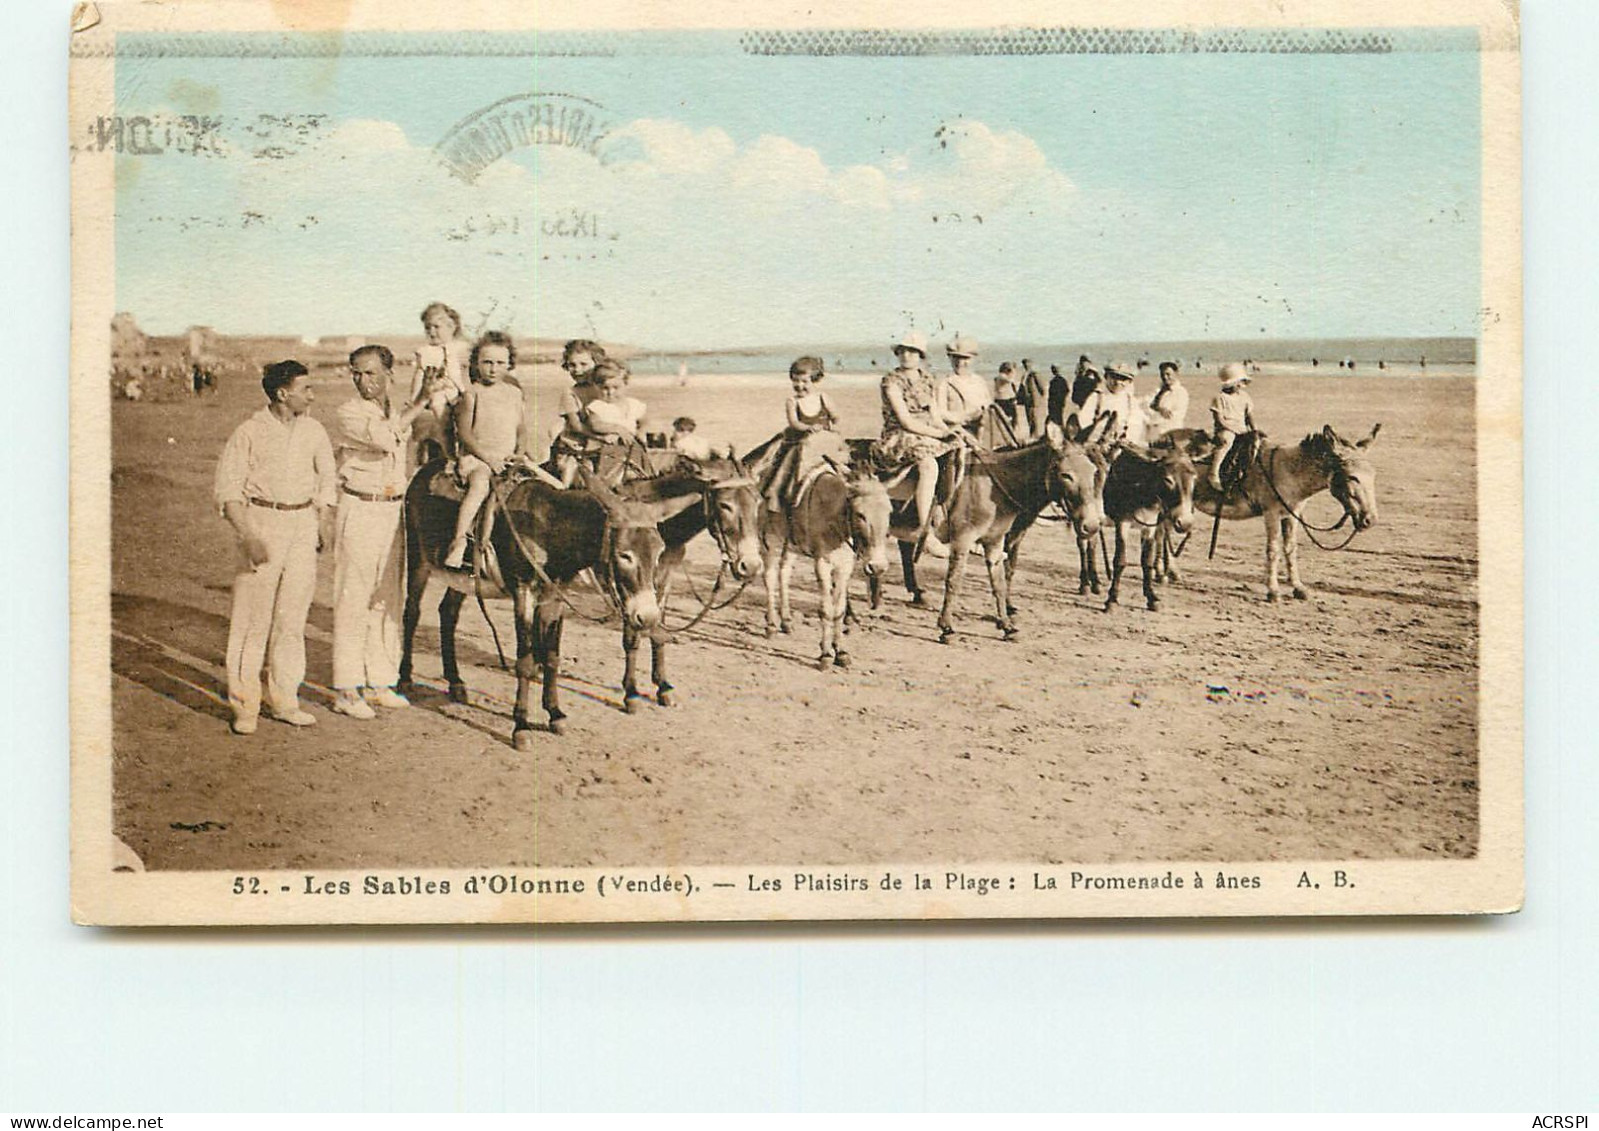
[551,338,609,487]
[670,416,728,462]
[410,302,470,465]
[993,362,1024,434]
[213,359,337,734]
[444,333,535,570]
[1145,361,1189,441]
[1070,355,1101,409]
[1207,362,1258,491]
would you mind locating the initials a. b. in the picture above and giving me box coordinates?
[1531,1116,1588,1129]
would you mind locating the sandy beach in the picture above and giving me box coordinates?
[107,361,1479,869]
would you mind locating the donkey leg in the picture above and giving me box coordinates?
[510,583,539,750]
[1284,516,1310,599]
[621,623,646,714]
[1104,524,1127,611]
[650,626,674,707]
[438,589,469,703]
[1141,529,1161,611]
[399,564,424,694]
[814,555,835,669]
[762,533,782,638]
[937,537,974,642]
[778,548,796,634]
[831,554,855,668]
[1264,514,1284,601]
[1077,533,1092,595]
[900,538,924,605]
[535,599,567,734]
[1004,529,1026,619]
[986,541,1018,640]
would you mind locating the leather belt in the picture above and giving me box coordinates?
[247,497,313,511]
[342,486,403,503]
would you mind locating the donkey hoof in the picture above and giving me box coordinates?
[656,688,675,708]
[1005,605,1019,619]
[938,627,955,644]
[910,592,927,607]
[1146,597,1161,612]
[624,694,644,715]
[512,727,537,752]
[1102,597,1118,613]
[780,621,792,635]
[833,651,851,669]
[1266,590,1281,603]
[1002,626,1020,642]
[763,624,776,639]
[816,653,833,671]
[1166,570,1182,585]
[547,717,566,736]
[1292,586,1310,601]
[1077,583,1089,596]
[448,682,469,705]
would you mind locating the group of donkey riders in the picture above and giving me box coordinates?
[423,328,1259,574]
[212,318,1269,734]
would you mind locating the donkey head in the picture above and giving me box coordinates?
[1046,419,1104,535]
[1314,423,1382,531]
[844,472,894,579]
[581,467,671,631]
[693,460,765,581]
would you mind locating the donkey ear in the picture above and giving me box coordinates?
[1047,419,1069,448]
[576,463,625,512]
[1357,422,1382,449]
[1321,424,1339,446]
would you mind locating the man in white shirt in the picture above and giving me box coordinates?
[330,345,428,720]
[213,360,337,734]
[1074,360,1140,445]
[1146,361,1190,442]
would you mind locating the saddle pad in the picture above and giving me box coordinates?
[1220,431,1262,488]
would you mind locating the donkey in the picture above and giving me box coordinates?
[1101,445,1199,612]
[893,421,1104,643]
[399,464,697,745]
[1166,424,1382,600]
[760,459,893,669]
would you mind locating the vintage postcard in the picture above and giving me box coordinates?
[69,0,1522,925]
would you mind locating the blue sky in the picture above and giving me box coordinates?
[112,31,1481,349]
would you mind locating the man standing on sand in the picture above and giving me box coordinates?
[330,345,428,720]
[214,360,337,735]
[1146,360,1190,441]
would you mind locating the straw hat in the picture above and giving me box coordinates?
[893,330,929,356]
[945,334,979,359]
[1104,361,1136,383]
[1219,361,1251,387]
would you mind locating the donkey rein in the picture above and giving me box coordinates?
[1258,450,1362,552]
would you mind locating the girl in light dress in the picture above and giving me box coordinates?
[410,301,470,465]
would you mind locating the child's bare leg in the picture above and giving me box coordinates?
[445,466,491,569]
[1208,431,1236,491]
[556,453,579,489]
[913,453,949,559]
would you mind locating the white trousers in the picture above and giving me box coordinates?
[226,506,318,720]
[332,496,405,691]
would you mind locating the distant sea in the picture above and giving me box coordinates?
[624,337,1476,377]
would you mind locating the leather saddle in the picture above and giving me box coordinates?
[1219,431,1265,492]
